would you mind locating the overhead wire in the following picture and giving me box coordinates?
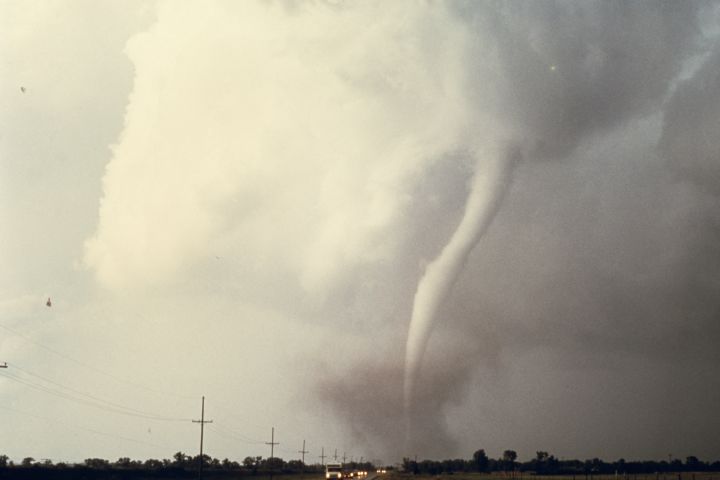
[0,321,197,401]
[210,401,271,431]
[0,324,344,462]
[0,367,192,422]
[0,403,167,450]
[206,423,265,445]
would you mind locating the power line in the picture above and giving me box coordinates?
[1,332,338,466]
[206,423,264,445]
[7,363,192,420]
[210,401,271,431]
[0,321,195,400]
[0,369,191,422]
[0,403,166,450]
[2,364,333,466]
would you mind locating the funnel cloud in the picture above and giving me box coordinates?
[404,145,517,423]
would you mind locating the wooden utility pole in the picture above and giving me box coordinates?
[319,447,326,466]
[334,449,338,461]
[266,428,279,480]
[266,427,279,459]
[297,439,309,480]
[298,439,309,465]
[192,396,213,479]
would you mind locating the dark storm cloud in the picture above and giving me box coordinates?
[438,129,720,458]
[661,45,720,195]
[473,0,705,158]
[316,0,720,461]
[653,41,720,359]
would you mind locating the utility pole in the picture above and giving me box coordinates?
[343,453,347,464]
[298,439,309,480]
[298,439,309,465]
[334,449,338,461]
[319,447,326,466]
[266,428,279,480]
[192,396,213,480]
[265,427,279,459]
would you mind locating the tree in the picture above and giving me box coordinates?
[402,457,419,474]
[288,459,304,471]
[503,450,517,471]
[473,449,489,472]
[172,452,190,468]
[144,459,163,469]
[534,451,549,474]
[0,455,8,468]
[191,454,212,470]
[244,456,261,474]
[263,456,284,471]
[21,457,35,467]
[546,455,559,474]
[84,458,109,469]
[221,458,239,470]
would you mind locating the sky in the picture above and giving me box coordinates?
[1,0,720,466]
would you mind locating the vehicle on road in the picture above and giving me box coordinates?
[326,463,343,480]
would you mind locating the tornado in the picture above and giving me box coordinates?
[403,145,518,432]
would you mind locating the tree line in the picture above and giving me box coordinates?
[402,450,720,475]
[2,450,720,479]
[0,453,375,479]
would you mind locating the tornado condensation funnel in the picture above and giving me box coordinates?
[403,144,517,425]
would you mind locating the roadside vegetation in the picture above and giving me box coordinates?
[1,451,719,480]
[397,451,720,478]
[0,453,358,480]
